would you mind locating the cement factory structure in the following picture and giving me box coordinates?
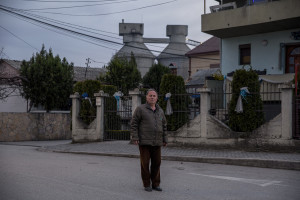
[117,21,191,80]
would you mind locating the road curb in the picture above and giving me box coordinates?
[37,147,300,171]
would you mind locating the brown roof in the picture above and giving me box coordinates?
[0,59,22,79]
[2,59,22,69]
[185,37,220,56]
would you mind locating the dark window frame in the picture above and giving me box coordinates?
[239,44,251,65]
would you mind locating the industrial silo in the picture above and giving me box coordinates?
[157,25,190,81]
[117,21,155,77]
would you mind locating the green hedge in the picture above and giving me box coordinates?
[73,80,117,125]
[159,74,189,131]
[228,68,265,132]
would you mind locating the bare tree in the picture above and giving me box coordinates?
[0,60,27,101]
[0,73,24,101]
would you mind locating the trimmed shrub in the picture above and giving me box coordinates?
[228,68,265,132]
[73,80,117,125]
[73,80,101,125]
[159,74,189,131]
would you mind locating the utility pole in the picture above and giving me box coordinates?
[85,58,91,80]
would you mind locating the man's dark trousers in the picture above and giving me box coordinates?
[139,145,161,188]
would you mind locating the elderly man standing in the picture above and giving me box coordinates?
[131,89,168,192]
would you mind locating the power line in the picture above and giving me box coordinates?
[14,9,193,54]
[0,6,122,45]
[22,0,128,2]
[0,5,220,61]
[11,8,122,41]
[1,8,119,52]
[22,0,140,11]
[18,0,178,16]
[9,7,196,54]
[0,25,39,51]
[3,5,214,55]
[0,50,11,59]
[90,58,108,64]
[7,6,120,36]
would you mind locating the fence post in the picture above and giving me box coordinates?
[94,90,108,141]
[279,84,294,139]
[129,88,142,116]
[70,92,80,140]
[198,87,211,138]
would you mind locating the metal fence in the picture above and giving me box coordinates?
[103,96,132,140]
[142,88,200,131]
[210,81,282,129]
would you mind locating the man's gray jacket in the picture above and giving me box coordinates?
[130,103,167,146]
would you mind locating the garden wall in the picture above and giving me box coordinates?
[0,112,71,142]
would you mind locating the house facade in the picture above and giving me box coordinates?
[201,0,300,76]
[0,59,27,112]
[185,36,220,78]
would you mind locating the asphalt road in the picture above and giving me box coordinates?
[0,144,300,200]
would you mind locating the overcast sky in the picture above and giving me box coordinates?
[0,0,216,68]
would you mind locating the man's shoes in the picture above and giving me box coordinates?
[152,186,162,191]
[144,187,152,192]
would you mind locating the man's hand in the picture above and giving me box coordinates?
[134,140,139,145]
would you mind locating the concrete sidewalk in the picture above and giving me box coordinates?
[1,140,300,171]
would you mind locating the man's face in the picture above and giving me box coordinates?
[146,91,158,105]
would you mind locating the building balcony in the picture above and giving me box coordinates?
[201,0,300,38]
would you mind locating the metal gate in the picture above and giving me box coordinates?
[103,96,132,140]
[141,89,200,132]
[294,95,300,139]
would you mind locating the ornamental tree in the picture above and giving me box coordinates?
[142,63,171,92]
[228,68,265,132]
[20,45,73,112]
[159,74,189,131]
[99,53,141,95]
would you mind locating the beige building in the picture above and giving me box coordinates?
[185,37,220,79]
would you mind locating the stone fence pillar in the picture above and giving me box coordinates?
[129,88,142,116]
[197,87,211,138]
[279,84,294,139]
[70,92,80,135]
[94,90,108,141]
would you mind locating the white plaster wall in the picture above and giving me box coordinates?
[0,89,27,113]
[221,29,300,75]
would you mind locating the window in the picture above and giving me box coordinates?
[239,44,251,65]
[286,45,300,73]
[169,63,177,75]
